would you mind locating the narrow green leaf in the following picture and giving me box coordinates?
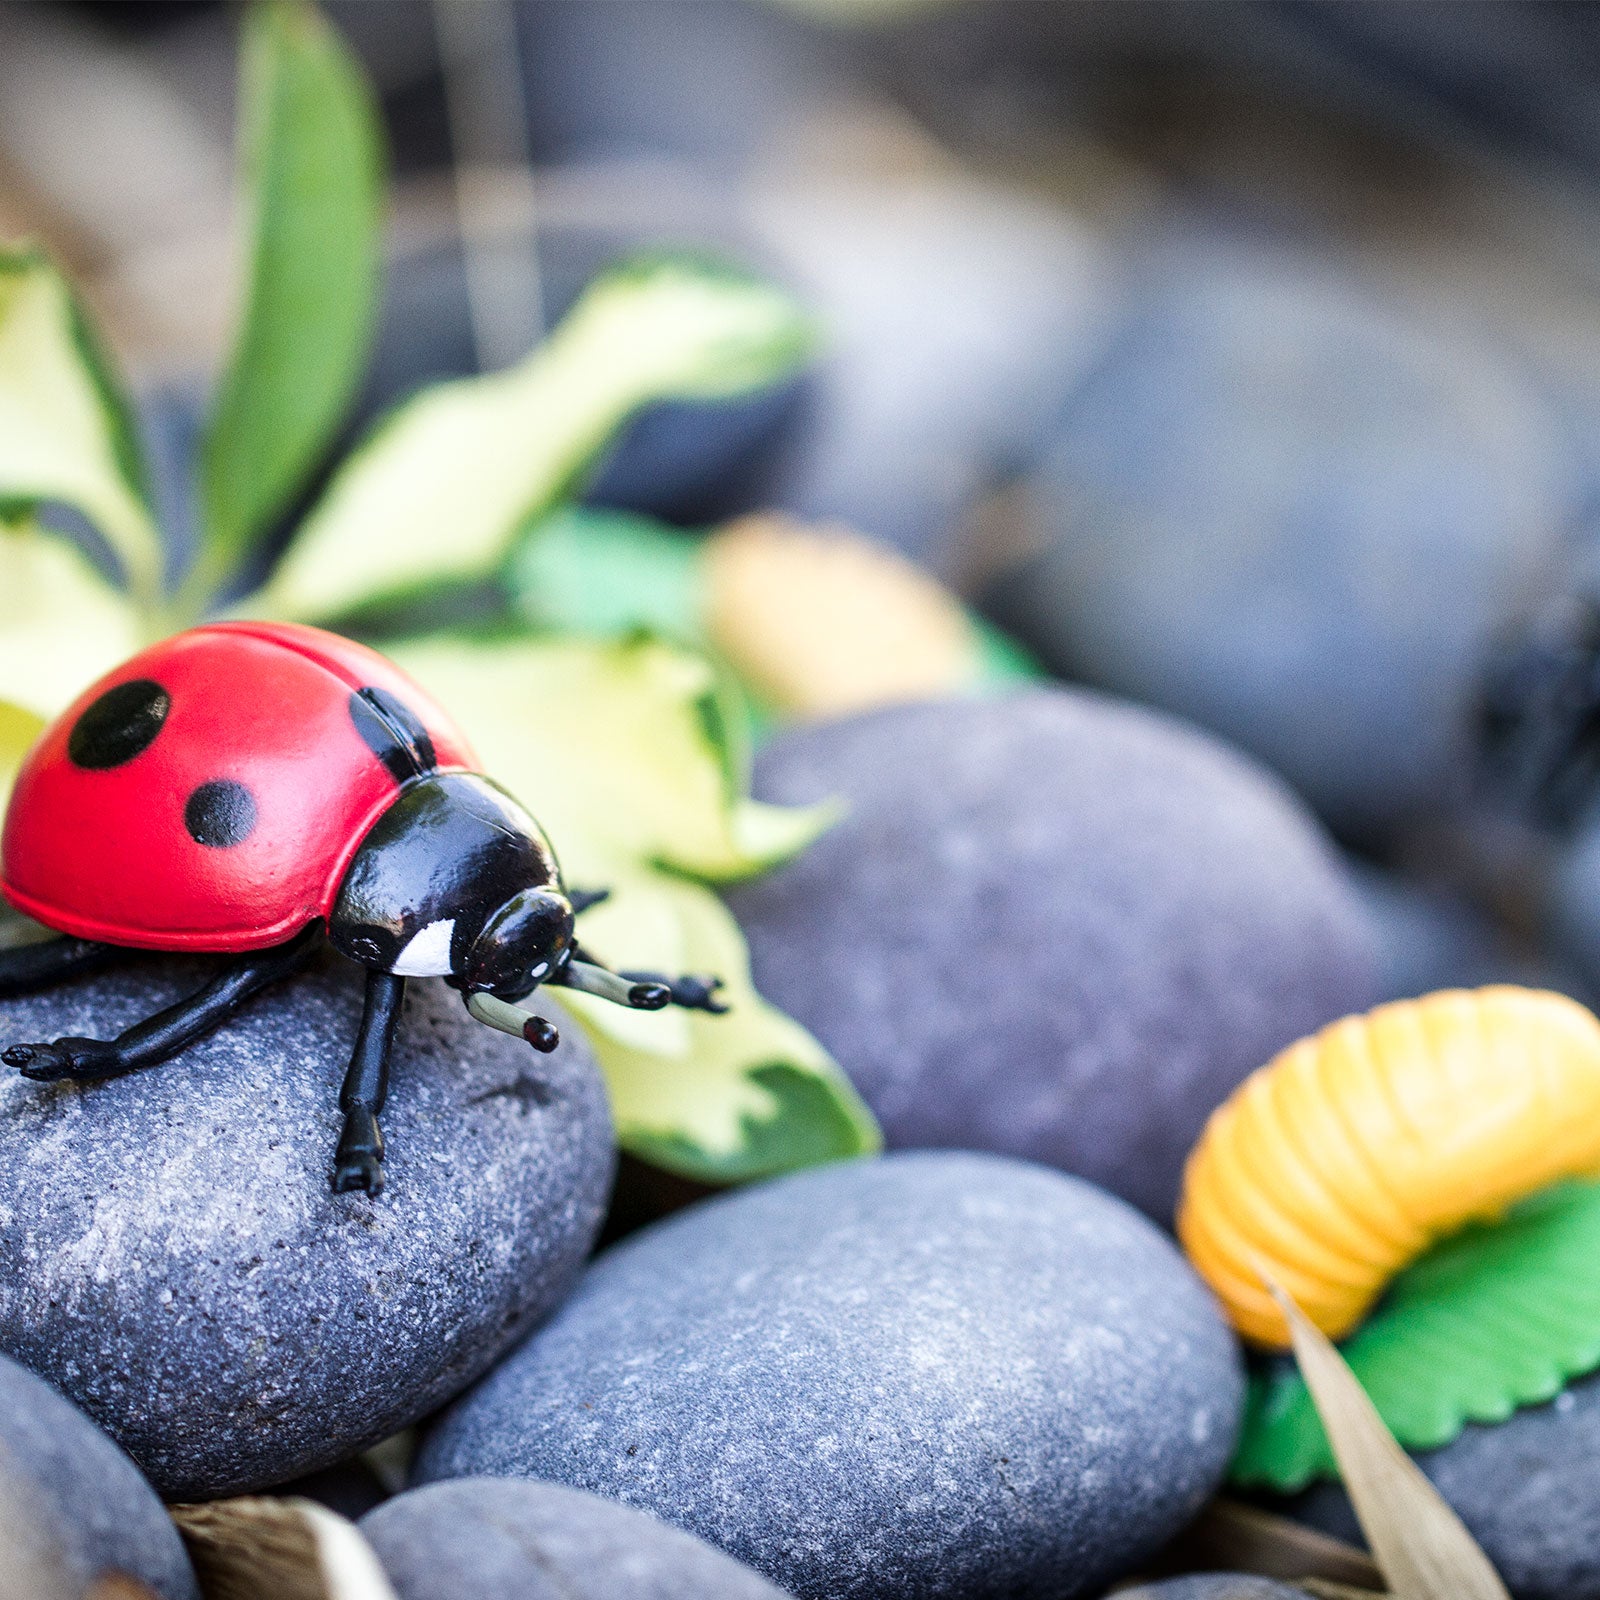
[385,631,878,1184]
[1235,1180,1600,1491]
[0,248,161,606]
[0,517,144,719]
[252,257,814,622]
[192,0,383,615]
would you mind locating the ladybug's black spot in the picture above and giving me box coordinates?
[349,686,438,783]
[185,779,257,848]
[68,679,169,769]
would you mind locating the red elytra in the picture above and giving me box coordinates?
[1,621,478,952]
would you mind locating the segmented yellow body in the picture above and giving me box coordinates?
[1178,986,1600,1347]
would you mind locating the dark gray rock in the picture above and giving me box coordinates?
[1287,1369,1600,1600]
[0,954,613,1501]
[1345,858,1565,1004]
[0,1350,197,1600]
[361,1479,792,1600]
[1544,817,1600,1000]
[1117,1580,1309,1600]
[724,691,1376,1223]
[985,236,1572,842]
[416,1150,1244,1600]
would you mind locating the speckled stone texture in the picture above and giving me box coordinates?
[0,1351,197,1600]
[723,692,1376,1223]
[0,953,613,1501]
[1117,1580,1309,1600]
[361,1479,793,1600]
[983,236,1571,842]
[1287,1369,1600,1600]
[416,1151,1244,1600]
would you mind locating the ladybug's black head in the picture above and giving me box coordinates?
[461,887,575,1000]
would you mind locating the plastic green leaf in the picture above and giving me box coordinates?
[0,517,144,718]
[0,248,161,606]
[190,0,383,616]
[1233,1179,1600,1492]
[512,506,705,643]
[251,257,814,623]
[387,631,877,1184]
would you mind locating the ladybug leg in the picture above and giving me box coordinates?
[331,971,405,1198]
[0,936,123,997]
[567,887,611,916]
[2,926,320,1083]
[620,972,730,1014]
[554,943,729,1014]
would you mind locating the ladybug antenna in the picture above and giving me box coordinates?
[466,991,560,1054]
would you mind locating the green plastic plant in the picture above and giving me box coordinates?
[0,0,878,1184]
[1234,1178,1600,1491]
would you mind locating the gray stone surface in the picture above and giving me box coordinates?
[724,691,1376,1223]
[362,1479,792,1600]
[985,236,1572,842]
[0,1351,197,1600]
[1288,1369,1600,1600]
[0,953,614,1501]
[416,1150,1244,1600]
[1117,1580,1309,1600]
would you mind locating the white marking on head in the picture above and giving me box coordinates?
[391,918,457,976]
[529,960,549,980]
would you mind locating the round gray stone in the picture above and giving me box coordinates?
[723,691,1376,1223]
[984,236,1572,842]
[416,1150,1245,1600]
[361,1479,792,1600]
[0,1351,197,1600]
[1287,1369,1600,1600]
[1117,1580,1310,1600]
[0,953,614,1501]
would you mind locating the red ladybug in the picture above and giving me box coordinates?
[0,622,725,1195]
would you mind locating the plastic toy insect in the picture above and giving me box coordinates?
[1178,985,1600,1346]
[0,622,727,1197]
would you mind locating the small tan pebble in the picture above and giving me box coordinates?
[702,513,975,717]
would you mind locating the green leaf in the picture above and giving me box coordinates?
[0,248,161,606]
[511,505,706,643]
[386,631,877,1184]
[0,517,145,719]
[191,0,384,616]
[251,256,814,623]
[1234,1179,1600,1492]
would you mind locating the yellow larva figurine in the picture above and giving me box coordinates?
[1178,986,1600,1347]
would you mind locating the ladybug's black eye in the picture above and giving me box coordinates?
[185,779,258,848]
[68,679,169,769]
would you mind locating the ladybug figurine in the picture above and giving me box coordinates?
[0,622,727,1196]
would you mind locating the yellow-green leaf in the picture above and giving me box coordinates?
[0,248,161,606]
[0,518,143,719]
[567,865,878,1181]
[0,698,44,817]
[387,630,877,1184]
[191,0,384,615]
[252,257,814,623]
[391,632,834,881]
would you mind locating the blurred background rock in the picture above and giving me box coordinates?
[7,0,1600,982]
